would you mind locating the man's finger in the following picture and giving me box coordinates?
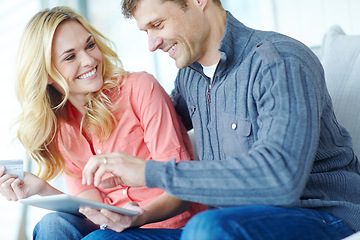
[98,176,123,189]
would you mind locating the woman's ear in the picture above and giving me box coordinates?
[48,76,54,85]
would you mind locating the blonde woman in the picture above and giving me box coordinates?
[0,6,205,240]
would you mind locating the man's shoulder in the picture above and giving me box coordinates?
[248,31,319,68]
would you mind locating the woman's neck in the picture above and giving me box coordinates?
[68,96,86,116]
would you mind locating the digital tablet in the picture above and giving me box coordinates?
[19,194,139,217]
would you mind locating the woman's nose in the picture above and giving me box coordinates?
[81,51,96,67]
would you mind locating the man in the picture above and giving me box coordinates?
[83,0,360,239]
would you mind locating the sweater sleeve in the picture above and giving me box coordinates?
[145,42,328,207]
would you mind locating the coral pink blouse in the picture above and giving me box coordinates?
[58,72,205,228]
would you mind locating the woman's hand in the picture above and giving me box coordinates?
[79,202,145,232]
[82,152,147,188]
[0,167,62,201]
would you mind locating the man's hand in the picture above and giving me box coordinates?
[82,152,147,188]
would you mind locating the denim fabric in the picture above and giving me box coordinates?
[33,212,99,239]
[82,228,182,240]
[33,207,355,240]
[32,212,182,240]
[180,206,355,240]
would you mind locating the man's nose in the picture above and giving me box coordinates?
[148,31,163,52]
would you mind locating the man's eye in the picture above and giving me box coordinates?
[154,22,163,29]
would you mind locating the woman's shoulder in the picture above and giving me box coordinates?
[125,71,158,86]
[123,71,164,96]
[122,71,170,108]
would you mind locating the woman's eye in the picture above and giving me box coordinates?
[65,54,75,61]
[87,42,96,50]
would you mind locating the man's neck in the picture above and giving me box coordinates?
[197,8,227,66]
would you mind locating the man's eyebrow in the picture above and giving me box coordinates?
[139,18,159,31]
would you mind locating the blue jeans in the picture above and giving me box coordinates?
[33,206,355,240]
[180,206,355,240]
[82,229,182,240]
[33,212,182,240]
[33,212,98,239]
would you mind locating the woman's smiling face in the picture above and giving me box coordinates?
[51,20,103,106]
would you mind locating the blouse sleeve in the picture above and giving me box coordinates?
[128,72,193,162]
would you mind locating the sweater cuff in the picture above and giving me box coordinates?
[145,159,175,188]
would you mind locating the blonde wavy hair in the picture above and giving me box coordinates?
[16,6,127,181]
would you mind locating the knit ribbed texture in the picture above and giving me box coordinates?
[146,12,360,231]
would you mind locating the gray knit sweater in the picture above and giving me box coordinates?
[146,12,360,231]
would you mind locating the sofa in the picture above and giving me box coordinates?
[317,25,360,240]
[315,25,360,158]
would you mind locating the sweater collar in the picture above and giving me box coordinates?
[189,11,254,77]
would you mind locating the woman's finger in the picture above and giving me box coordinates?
[0,166,5,177]
[99,209,132,232]
[100,209,123,223]
[79,207,120,231]
[0,172,17,185]
[0,172,20,200]
[2,178,18,201]
[12,178,27,199]
[79,207,109,225]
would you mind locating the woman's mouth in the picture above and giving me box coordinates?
[77,67,97,79]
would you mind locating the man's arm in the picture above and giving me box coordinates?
[170,81,193,131]
[145,45,327,207]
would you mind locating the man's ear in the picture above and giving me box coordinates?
[194,0,208,11]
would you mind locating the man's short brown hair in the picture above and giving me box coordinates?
[121,0,222,19]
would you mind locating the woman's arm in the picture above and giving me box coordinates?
[79,191,190,232]
[76,188,104,203]
[0,168,62,201]
[136,192,190,226]
[81,72,196,231]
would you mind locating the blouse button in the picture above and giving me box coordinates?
[231,123,237,130]
[96,149,102,154]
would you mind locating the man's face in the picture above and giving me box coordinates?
[133,0,209,69]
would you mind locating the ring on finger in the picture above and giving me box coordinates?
[100,223,108,230]
[103,157,108,165]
